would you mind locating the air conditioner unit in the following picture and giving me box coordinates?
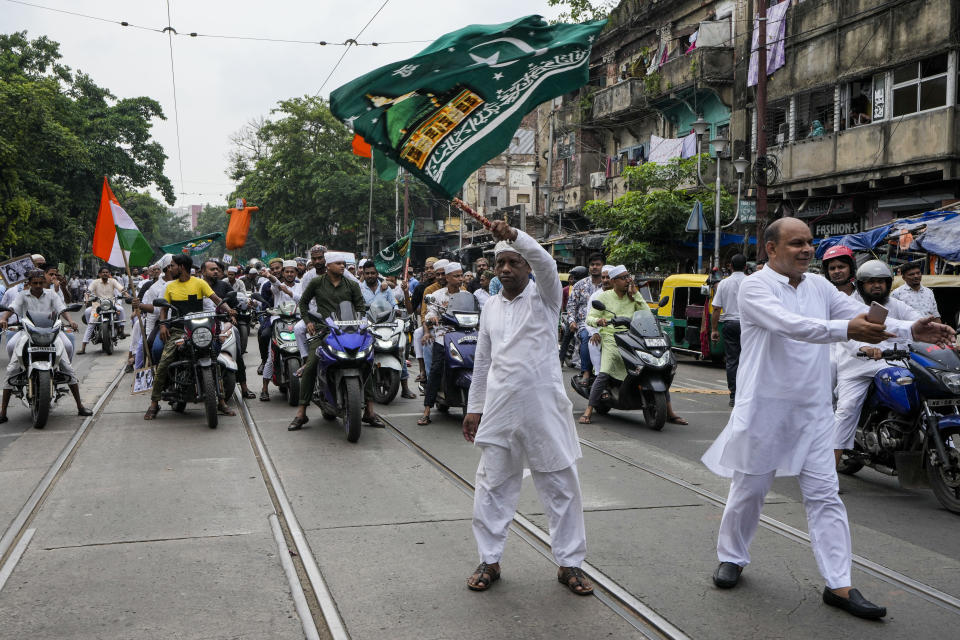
[590,172,607,189]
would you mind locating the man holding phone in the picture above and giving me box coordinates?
[832,260,923,466]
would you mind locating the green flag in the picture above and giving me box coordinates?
[374,222,415,277]
[330,15,605,198]
[160,232,224,256]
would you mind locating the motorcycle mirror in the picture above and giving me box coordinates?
[658,297,668,308]
[154,299,171,308]
[65,304,83,312]
[591,300,606,311]
[224,290,238,302]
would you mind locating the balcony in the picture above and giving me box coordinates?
[591,78,648,121]
[768,107,960,193]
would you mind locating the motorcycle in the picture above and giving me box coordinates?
[838,344,960,513]
[307,301,374,443]
[0,303,83,429]
[217,319,241,402]
[84,295,124,355]
[425,292,480,420]
[569,299,676,430]
[153,293,236,429]
[367,298,409,404]
[253,294,302,407]
[235,297,254,355]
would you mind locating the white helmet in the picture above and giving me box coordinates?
[856,259,892,281]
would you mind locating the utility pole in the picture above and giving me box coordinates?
[755,0,769,259]
[545,103,555,225]
[395,167,401,239]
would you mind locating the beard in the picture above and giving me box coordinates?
[859,287,889,306]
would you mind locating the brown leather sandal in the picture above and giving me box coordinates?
[467,562,500,591]
[558,566,594,595]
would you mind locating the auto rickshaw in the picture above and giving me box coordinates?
[656,273,725,361]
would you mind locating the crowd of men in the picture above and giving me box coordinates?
[2,219,956,617]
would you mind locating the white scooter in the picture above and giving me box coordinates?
[217,321,241,400]
[367,298,409,404]
[2,304,83,429]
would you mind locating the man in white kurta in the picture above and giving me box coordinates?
[702,218,954,619]
[463,221,592,596]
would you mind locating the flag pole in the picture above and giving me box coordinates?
[451,198,493,230]
[367,154,375,257]
[119,246,151,368]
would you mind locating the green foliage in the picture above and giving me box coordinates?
[547,0,615,23]
[642,72,661,96]
[229,95,432,256]
[0,32,173,267]
[584,155,735,271]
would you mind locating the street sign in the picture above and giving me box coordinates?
[739,200,756,223]
[685,201,709,232]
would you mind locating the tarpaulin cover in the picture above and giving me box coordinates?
[815,211,960,260]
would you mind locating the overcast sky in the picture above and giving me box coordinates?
[3,0,564,207]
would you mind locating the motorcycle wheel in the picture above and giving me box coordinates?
[926,431,960,514]
[286,358,300,407]
[221,369,237,404]
[173,401,187,413]
[238,324,250,354]
[200,367,218,429]
[837,451,863,475]
[642,391,667,431]
[595,406,611,415]
[436,403,449,414]
[101,323,113,355]
[341,377,362,443]
[373,369,400,405]
[31,370,52,429]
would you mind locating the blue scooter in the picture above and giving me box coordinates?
[838,343,960,513]
[307,301,374,443]
[431,292,480,420]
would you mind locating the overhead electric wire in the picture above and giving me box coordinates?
[4,0,424,47]
[165,0,186,199]
[315,0,392,97]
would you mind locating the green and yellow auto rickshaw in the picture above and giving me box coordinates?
[656,273,725,361]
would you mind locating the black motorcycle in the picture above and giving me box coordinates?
[253,293,302,407]
[84,296,124,355]
[235,299,254,355]
[570,300,676,430]
[153,293,236,429]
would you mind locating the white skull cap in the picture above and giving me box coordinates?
[444,262,462,274]
[608,265,628,279]
[157,253,174,270]
[432,259,449,270]
[602,264,613,274]
[324,251,346,264]
[226,266,238,273]
[494,240,520,257]
[282,260,297,269]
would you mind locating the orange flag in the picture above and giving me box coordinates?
[351,133,372,158]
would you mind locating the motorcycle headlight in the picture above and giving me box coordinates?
[280,331,296,341]
[192,327,213,348]
[101,299,113,311]
[448,341,464,364]
[376,338,395,349]
[636,349,671,368]
[358,345,373,357]
[938,371,960,394]
[31,331,56,346]
[454,313,479,328]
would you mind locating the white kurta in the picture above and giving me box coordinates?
[702,267,914,478]
[468,231,581,472]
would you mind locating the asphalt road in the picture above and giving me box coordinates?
[0,333,958,639]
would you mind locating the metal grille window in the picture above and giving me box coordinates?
[796,88,835,138]
[892,54,948,117]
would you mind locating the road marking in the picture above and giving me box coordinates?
[669,388,729,395]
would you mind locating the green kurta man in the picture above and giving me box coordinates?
[578,265,685,426]
[287,252,385,431]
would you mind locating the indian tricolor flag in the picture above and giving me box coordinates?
[92,177,153,267]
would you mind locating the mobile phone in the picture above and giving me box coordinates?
[865,301,888,324]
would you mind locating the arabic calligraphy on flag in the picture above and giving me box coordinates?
[330,15,605,198]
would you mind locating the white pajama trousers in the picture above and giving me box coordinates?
[833,375,872,449]
[412,327,425,359]
[717,466,852,589]
[82,306,126,343]
[294,320,309,358]
[472,445,587,568]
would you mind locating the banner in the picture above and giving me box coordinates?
[374,222,415,277]
[330,15,605,198]
[160,232,224,256]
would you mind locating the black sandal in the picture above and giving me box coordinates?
[288,416,308,431]
[558,567,594,595]
[259,391,271,402]
[143,406,160,421]
[467,562,500,591]
[362,414,386,428]
[242,390,256,399]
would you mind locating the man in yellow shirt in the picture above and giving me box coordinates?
[144,254,230,420]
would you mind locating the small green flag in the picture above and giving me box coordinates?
[330,15,605,198]
[160,232,224,256]
[374,222,415,277]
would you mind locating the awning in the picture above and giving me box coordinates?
[815,211,960,261]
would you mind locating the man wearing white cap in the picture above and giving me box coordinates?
[417,261,465,425]
[583,265,613,379]
[258,260,301,400]
[462,220,593,596]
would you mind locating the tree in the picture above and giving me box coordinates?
[0,32,173,266]
[583,155,735,272]
[228,95,434,257]
[548,0,616,22]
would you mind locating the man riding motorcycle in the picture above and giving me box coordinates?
[143,254,234,421]
[832,260,923,466]
[0,270,92,423]
[79,266,131,353]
